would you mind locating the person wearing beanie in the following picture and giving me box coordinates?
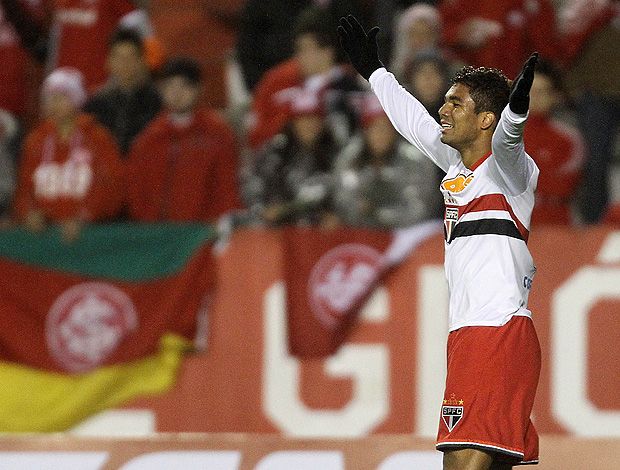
[13,67,124,241]
[390,4,443,80]
[125,57,241,222]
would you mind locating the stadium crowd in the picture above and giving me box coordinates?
[0,0,618,240]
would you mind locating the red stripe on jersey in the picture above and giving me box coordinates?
[469,151,492,171]
[459,193,529,243]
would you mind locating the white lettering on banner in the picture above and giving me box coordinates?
[263,282,389,437]
[596,232,620,264]
[552,241,620,436]
[255,451,344,470]
[117,451,242,470]
[376,451,443,470]
[0,452,108,470]
[417,266,449,438]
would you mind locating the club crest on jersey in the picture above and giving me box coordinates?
[444,206,459,242]
[442,174,473,193]
[442,393,464,431]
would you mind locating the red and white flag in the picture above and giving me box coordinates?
[284,220,443,357]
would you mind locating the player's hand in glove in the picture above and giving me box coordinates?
[509,52,538,115]
[337,15,383,80]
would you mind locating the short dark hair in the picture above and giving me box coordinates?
[159,57,202,85]
[109,27,144,53]
[292,6,337,49]
[452,66,510,120]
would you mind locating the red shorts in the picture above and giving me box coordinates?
[436,315,541,465]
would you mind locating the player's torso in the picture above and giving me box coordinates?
[439,156,536,331]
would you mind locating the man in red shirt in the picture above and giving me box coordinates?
[247,5,360,150]
[126,58,241,222]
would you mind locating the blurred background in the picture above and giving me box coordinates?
[0,0,618,469]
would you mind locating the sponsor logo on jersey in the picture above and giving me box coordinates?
[46,282,138,372]
[444,206,459,242]
[442,174,474,193]
[442,393,464,431]
[308,244,383,329]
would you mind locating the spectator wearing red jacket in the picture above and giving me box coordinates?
[126,58,241,222]
[438,0,561,78]
[14,67,124,241]
[524,59,586,225]
[246,5,360,150]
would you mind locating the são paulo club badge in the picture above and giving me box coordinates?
[308,243,383,329]
[46,282,138,373]
[442,393,465,432]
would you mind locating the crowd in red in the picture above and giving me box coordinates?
[0,0,618,241]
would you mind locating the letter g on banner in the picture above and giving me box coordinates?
[263,283,389,437]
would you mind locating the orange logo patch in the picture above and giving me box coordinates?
[442,174,473,193]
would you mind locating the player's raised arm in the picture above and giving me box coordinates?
[491,53,539,195]
[337,15,459,173]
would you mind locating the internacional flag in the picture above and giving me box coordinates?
[0,223,216,432]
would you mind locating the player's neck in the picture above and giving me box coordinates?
[458,139,492,170]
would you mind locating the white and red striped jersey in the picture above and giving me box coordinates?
[369,68,539,331]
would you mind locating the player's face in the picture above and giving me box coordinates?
[438,83,481,150]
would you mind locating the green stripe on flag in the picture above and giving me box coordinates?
[0,223,216,281]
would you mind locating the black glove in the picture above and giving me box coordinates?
[337,15,383,80]
[509,52,538,115]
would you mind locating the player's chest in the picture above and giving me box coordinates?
[440,164,502,241]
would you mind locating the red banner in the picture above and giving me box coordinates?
[123,226,620,440]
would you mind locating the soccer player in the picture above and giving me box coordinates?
[338,15,541,470]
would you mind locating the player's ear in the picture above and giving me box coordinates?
[480,111,496,131]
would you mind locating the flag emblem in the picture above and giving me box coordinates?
[46,282,138,372]
[308,244,382,329]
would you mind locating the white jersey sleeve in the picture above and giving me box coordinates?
[369,68,460,173]
[489,106,539,196]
